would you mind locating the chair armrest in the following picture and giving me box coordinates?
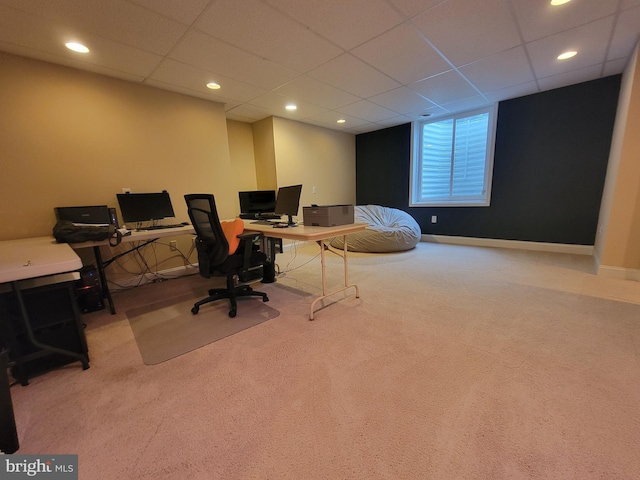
[237,232,262,242]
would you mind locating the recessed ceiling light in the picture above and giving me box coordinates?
[285,104,297,111]
[337,119,346,124]
[65,42,89,53]
[206,82,221,90]
[550,0,571,5]
[557,50,577,60]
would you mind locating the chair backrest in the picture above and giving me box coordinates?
[184,194,229,267]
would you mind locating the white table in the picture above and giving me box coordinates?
[243,221,367,320]
[0,237,82,283]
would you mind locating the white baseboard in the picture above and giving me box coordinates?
[421,234,594,256]
[596,264,640,281]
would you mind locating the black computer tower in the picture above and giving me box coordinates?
[76,265,104,313]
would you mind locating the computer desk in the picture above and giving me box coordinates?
[243,221,367,320]
[73,222,366,320]
[72,225,195,314]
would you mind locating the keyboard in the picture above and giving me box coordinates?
[240,213,281,220]
[138,223,187,231]
[250,220,275,225]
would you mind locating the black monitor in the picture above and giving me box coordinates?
[116,191,175,224]
[239,190,277,214]
[274,184,302,226]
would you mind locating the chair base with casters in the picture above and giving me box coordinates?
[191,274,269,318]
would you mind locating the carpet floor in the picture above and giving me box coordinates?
[7,241,640,479]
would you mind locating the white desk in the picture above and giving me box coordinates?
[0,237,82,283]
[72,225,195,314]
[243,221,367,320]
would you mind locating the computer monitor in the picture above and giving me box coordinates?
[239,190,277,215]
[274,184,302,226]
[116,191,175,224]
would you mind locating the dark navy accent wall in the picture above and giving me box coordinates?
[355,75,621,245]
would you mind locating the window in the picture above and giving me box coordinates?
[410,106,497,206]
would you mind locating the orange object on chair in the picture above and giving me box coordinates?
[220,218,244,254]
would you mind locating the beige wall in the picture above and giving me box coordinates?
[251,118,278,190]
[272,117,356,213]
[0,52,237,241]
[226,119,258,213]
[596,42,640,278]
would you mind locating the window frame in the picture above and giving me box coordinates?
[410,105,498,207]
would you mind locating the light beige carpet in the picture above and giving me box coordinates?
[127,295,279,365]
[9,242,640,479]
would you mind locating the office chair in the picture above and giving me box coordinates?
[185,194,269,318]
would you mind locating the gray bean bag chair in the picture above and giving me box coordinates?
[331,205,421,253]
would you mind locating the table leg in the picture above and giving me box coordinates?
[93,246,115,314]
[309,235,360,320]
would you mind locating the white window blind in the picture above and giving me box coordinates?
[411,106,496,206]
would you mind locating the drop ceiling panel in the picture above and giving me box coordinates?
[0,42,148,84]
[148,59,267,103]
[604,58,629,76]
[337,100,399,122]
[249,92,328,119]
[412,0,521,67]
[169,31,299,90]
[351,23,451,85]
[537,64,604,92]
[440,95,491,114]
[194,0,342,72]
[126,0,209,25]
[0,0,188,55]
[0,0,635,134]
[511,0,618,43]
[375,115,413,127]
[607,6,640,60]
[460,46,535,93]
[273,76,361,110]
[307,54,401,98]
[0,6,162,79]
[307,110,372,129]
[368,87,437,116]
[527,17,614,79]
[482,81,539,103]
[387,0,449,19]
[410,70,480,106]
[265,0,405,50]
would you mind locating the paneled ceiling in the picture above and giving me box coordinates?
[1,0,639,134]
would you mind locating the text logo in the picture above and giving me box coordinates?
[2,455,78,479]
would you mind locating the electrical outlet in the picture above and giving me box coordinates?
[431,215,437,223]
[122,187,131,194]
[170,240,177,251]
[312,186,317,194]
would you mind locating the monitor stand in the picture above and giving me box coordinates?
[285,215,297,227]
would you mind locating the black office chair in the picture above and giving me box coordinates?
[185,194,269,318]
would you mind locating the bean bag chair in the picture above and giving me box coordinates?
[331,205,421,253]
